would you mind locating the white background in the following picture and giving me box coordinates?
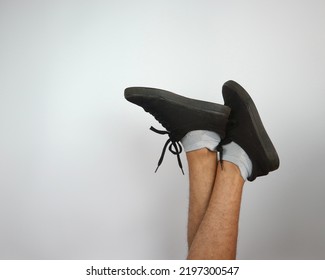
[0,0,324,259]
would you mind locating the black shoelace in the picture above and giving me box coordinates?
[216,138,232,168]
[150,126,184,175]
[216,119,237,168]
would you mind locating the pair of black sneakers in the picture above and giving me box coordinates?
[124,80,279,181]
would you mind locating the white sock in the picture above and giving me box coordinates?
[221,142,253,180]
[181,130,221,152]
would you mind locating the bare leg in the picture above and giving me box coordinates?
[186,148,217,248]
[187,161,244,260]
[125,82,278,260]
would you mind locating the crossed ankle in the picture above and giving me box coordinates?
[220,142,252,181]
[181,131,253,181]
[181,130,221,153]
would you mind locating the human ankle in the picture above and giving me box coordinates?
[181,130,221,152]
[187,148,216,159]
[219,142,252,181]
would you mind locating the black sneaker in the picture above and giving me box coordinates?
[125,87,231,174]
[219,80,280,181]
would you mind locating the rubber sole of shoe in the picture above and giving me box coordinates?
[222,81,280,179]
[125,87,231,117]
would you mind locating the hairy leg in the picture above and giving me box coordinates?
[186,148,217,248]
[187,161,244,260]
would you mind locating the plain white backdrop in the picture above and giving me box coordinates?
[0,0,324,259]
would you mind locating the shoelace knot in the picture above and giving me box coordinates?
[150,126,184,175]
